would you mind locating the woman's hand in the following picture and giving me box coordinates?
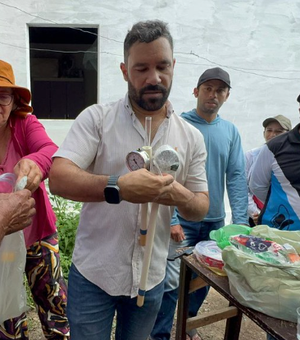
[14,159,43,193]
[0,190,36,242]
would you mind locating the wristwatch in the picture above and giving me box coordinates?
[104,175,122,204]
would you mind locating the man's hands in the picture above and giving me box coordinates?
[49,158,209,222]
[170,224,186,242]
[0,190,36,242]
[119,169,209,222]
[14,159,43,193]
[118,169,175,204]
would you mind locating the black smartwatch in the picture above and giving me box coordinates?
[104,175,122,204]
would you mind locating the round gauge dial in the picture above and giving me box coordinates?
[154,147,179,173]
[126,150,150,171]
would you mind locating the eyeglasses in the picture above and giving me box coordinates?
[265,128,287,135]
[0,94,13,106]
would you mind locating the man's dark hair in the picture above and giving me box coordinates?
[124,20,173,62]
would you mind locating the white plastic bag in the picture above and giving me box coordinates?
[0,232,28,322]
[194,240,226,276]
[223,242,300,322]
[0,173,28,322]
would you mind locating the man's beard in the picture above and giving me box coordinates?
[128,81,171,111]
[200,101,220,115]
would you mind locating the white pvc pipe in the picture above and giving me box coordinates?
[139,117,152,246]
[139,203,148,246]
[137,202,159,307]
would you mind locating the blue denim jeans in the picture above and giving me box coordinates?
[150,220,224,340]
[68,263,164,340]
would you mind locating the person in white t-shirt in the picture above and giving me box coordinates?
[245,114,291,226]
[49,20,209,340]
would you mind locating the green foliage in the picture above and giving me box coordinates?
[50,194,82,279]
[24,275,35,309]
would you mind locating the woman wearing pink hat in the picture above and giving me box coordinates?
[0,60,69,339]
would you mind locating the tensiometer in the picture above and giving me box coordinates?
[126,149,151,171]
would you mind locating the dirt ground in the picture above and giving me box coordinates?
[27,288,267,340]
[170,288,267,340]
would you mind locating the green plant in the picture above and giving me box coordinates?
[24,275,35,309]
[50,194,82,279]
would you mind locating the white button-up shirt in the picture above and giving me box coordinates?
[54,94,207,297]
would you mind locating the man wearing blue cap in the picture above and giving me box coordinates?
[151,67,248,340]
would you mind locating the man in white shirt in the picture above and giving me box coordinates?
[49,20,209,340]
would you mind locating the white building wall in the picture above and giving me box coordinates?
[1,0,299,149]
[1,0,300,220]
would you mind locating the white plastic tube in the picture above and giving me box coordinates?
[139,117,152,246]
[137,202,159,307]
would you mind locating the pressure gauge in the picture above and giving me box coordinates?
[153,145,180,174]
[126,149,151,171]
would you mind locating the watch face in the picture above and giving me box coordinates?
[104,186,121,204]
[126,150,150,171]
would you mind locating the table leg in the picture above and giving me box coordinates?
[176,257,192,340]
[224,304,243,340]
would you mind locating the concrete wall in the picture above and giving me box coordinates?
[1,0,300,221]
[1,0,299,148]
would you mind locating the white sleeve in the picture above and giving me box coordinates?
[54,106,101,169]
[247,192,260,216]
[245,148,261,216]
[245,150,253,183]
[249,144,273,203]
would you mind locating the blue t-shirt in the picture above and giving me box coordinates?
[172,109,248,226]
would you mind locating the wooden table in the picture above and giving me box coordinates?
[175,254,297,340]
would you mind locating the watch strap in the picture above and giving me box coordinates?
[107,175,120,186]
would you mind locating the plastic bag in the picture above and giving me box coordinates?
[194,240,226,276]
[222,229,300,322]
[0,232,28,322]
[209,224,252,249]
[229,234,300,265]
[251,224,300,254]
[0,173,28,323]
